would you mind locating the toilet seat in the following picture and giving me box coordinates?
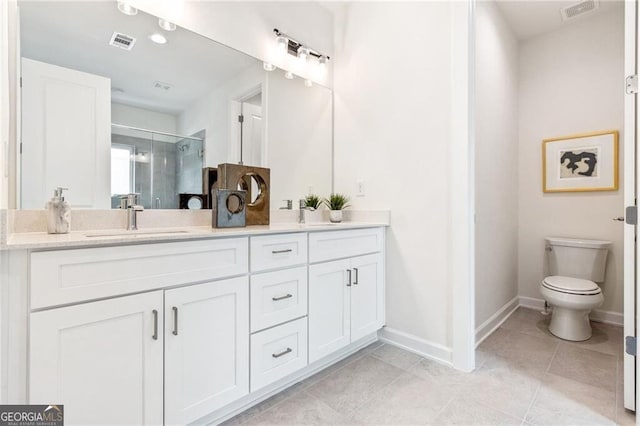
[542,275,601,296]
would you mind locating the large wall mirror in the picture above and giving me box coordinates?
[17,1,332,210]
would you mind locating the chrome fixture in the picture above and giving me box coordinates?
[121,193,144,230]
[299,199,308,224]
[272,28,330,63]
[280,199,293,210]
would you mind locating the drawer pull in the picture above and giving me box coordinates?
[353,267,359,285]
[272,248,293,254]
[172,306,179,336]
[152,309,158,341]
[346,269,352,287]
[272,293,293,301]
[272,347,293,358]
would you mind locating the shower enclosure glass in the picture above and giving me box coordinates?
[110,124,205,209]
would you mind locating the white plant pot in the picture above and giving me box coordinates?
[329,210,343,223]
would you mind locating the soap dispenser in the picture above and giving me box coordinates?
[46,187,71,234]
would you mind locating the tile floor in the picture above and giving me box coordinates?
[224,308,635,425]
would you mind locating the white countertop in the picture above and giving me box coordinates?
[5,221,389,250]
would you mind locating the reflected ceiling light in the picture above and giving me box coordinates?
[117,1,137,15]
[149,33,167,44]
[284,71,294,80]
[263,62,276,71]
[158,19,177,32]
[304,79,313,88]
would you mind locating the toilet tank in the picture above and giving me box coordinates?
[545,237,611,282]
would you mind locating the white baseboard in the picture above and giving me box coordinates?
[475,296,519,347]
[378,327,453,366]
[519,296,623,326]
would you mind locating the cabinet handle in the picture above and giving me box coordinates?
[152,309,158,341]
[346,269,352,287]
[172,306,179,336]
[272,248,293,254]
[272,347,292,358]
[353,268,359,285]
[272,293,293,301]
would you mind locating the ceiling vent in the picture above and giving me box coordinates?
[109,32,136,50]
[560,0,599,21]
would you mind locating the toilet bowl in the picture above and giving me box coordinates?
[540,237,610,341]
[540,276,603,341]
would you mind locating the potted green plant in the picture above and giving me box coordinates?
[303,194,322,210]
[323,193,350,223]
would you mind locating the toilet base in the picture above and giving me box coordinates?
[548,306,592,341]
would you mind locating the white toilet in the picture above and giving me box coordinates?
[540,237,611,341]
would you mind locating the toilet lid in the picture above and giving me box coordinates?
[543,276,601,295]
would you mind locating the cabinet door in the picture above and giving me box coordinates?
[164,277,249,425]
[351,253,385,341]
[309,259,351,363]
[29,291,163,425]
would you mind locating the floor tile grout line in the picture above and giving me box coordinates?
[544,339,561,373]
[520,380,542,425]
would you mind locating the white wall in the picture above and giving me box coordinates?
[177,63,264,168]
[474,2,519,331]
[129,0,334,87]
[518,7,625,314]
[111,103,177,134]
[266,71,332,205]
[334,2,472,361]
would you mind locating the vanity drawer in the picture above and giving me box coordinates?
[250,266,308,332]
[30,238,248,309]
[250,317,308,392]
[250,233,307,272]
[309,228,384,263]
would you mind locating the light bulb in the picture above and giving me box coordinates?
[263,62,276,72]
[149,33,167,44]
[297,47,310,63]
[284,71,294,80]
[276,36,288,56]
[304,79,313,88]
[117,1,138,15]
[159,19,177,32]
[318,56,328,75]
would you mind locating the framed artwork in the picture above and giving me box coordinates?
[542,130,619,193]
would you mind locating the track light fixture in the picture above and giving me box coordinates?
[272,28,330,70]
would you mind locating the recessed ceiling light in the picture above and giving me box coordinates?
[117,1,138,16]
[158,19,177,32]
[149,33,167,45]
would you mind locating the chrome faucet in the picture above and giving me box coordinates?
[121,193,144,231]
[299,199,307,224]
[280,200,293,210]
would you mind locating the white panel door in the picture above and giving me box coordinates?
[29,291,164,425]
[21,58,110,209]
[624,0,637,411]
[242,102,264,166]
[309,259,351,363]
[164,277,250,425]
[350,253,385,341]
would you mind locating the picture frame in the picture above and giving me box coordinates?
[542,130,619,193]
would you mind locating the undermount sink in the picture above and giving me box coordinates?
[84,230,191,238]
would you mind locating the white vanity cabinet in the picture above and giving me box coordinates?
[29,291,165,426]
[164,277,249,425]
[308,229,385,363]
[21,226,385,424]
